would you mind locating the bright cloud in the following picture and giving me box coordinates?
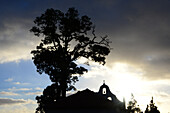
[4,78,13,82]
[25,92,42,96]
[8,87,32,91]
[34,87,43,90]
[0,91,19,96]
[13,82,30,85]
[14,82,21,85]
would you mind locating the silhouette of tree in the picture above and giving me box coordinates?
[127,93,141,113]
[145,97,160,113]
[30,7,110,98]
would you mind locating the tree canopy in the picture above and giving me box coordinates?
[30,7,111,98]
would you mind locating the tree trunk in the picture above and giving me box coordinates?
[60,79,67,98]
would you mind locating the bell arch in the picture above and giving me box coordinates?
[98,82,117,102]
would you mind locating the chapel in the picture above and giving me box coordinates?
[45,82,126,113]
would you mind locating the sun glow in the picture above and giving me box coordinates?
[109,62,145,103]
[76,61,167,111]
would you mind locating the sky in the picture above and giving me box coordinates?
[0,0,170,112]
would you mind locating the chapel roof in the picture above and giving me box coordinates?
[45,88,124,111]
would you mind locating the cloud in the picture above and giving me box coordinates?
[0,105,35,113]
[75,62,170,112]
[0,98,36,106]
[13,82,30,85]
[8,87,32,91]
[0,0,67,64]
[25,92,42,96]
[0,98,26,105]
[0,0,169,82]
[13,82,21,85]
[34,87,43,90]
[0,91,19,96]
[0,98,36,113]
[4,78,13,82]
[101,0,170,80]
[0,22,39,63]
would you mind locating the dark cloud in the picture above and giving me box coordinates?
[0,98,26,105]
[99,0,170,80]
[0,0,170,79]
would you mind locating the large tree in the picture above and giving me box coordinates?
[30,8,111,98]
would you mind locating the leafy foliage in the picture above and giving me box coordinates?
[145,97,160,113]
[127,94,141,113]
[35,83,61,113]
